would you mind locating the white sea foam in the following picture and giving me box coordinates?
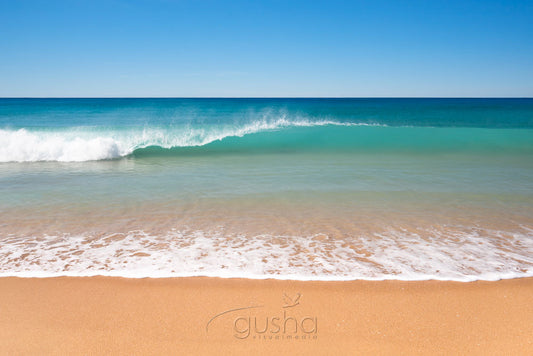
[0,118,372,162]
[0,128,126,162]
[1,226,532,281]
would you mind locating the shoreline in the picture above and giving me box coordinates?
[1,276,532,355]
[2,273,533,282]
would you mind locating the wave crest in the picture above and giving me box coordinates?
[0,118,359,162]
[0,129,125,162]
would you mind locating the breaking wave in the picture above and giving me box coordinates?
[0,118,364,162]
[2,117,532,162]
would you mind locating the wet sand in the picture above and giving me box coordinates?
[0,277,532,355]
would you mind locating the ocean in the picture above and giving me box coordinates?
[1,98,532,281]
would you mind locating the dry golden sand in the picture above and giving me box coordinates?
[0,277,532,355]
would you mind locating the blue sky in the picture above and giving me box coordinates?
[1,0,532,97]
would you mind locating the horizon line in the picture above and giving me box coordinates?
[1,96,532,99]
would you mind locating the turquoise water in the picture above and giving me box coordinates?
[1,98,533,280]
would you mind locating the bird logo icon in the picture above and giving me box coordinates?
[282,292,301,308]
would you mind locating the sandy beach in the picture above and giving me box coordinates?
[0,277,531,355]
